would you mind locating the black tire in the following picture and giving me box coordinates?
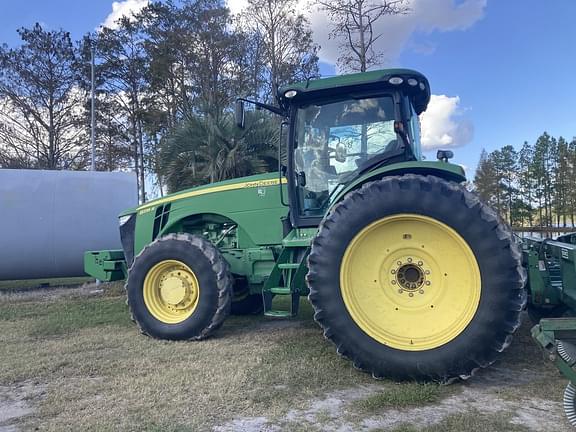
[126,233,232,340]
[307,174,526,382]
[231,278,263,315]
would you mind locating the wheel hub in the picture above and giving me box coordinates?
[396,262,424,291]
[160,273,193,306]
[143,260,201,323]
[390,257,432,297]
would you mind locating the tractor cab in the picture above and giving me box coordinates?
[237,69,431,227]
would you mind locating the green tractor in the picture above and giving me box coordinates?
[85,69,526,382]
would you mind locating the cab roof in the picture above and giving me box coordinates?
[278,68,431,115]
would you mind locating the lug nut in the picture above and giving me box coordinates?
[398,289,403,293]
[425,270,430,275]
[409,293,414,297]
[418,261,423,266]
[426,281,431,286]
[391,280,397,285]
[419,289,424,294]
[407,258,412,263]
[391,269,396,274]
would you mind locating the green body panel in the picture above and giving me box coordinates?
[532,318,576,384]
[522,237,576,308]
[330,161,466,207]
[281,227,317,248]
[84,250,126,282]
[132,172,289,255]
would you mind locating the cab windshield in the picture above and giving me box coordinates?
[294,95,399,215]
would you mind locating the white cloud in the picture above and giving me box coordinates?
[310,0,487,67]
[101,0,149,30]
[420,94,473,150]
[227,0,486,68]
[227,0,249,16]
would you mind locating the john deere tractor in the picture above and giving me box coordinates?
[85,69,526,382]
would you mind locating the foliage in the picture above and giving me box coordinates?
[0,24,87,169]
[315,0,409,72]
[473,132,576,227]
[241,0,319,103]
[0,0,318,202]
[159,111,280,192]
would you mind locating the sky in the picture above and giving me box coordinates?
[0,0,575,175]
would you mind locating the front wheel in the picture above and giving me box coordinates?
[307,175,526,382]
[126,233,232,340]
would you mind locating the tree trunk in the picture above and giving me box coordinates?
[358,2,366,72]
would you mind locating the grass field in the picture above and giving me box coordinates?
[0,277,93,291]
[0,283,571,432]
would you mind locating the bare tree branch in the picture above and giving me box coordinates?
[315,0,410,72]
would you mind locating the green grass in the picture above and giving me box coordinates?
[0,277,93,291]
[0,297,131,337]
[353,383,446,412]
[0,290,570,431]
[389,411,530,432]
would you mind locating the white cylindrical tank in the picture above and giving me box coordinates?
[0,169,137,280]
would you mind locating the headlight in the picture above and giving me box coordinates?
[119,214,132,226]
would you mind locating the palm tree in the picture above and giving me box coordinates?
[159,111,280,193]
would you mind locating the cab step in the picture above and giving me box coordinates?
[262,290,300,318]
[264,310,294,318]
[270,287,291,295]
[277,263,300,270]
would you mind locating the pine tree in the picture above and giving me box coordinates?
[0,24,87,169]
[474,149,498,209]
[517,141,535,226]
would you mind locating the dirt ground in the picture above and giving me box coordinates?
[0,283,571,432]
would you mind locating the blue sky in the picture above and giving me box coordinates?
[398,0,576,172]
[1,0,575,175]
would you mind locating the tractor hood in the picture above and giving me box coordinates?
[127,173,286,217]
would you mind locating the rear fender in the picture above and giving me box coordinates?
[330,161,466,210]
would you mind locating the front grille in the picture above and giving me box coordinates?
[120,214,136,266]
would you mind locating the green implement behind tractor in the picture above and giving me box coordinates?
[523,235,576,426]
[85,69,526,383]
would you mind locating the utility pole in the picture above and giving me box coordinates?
[90,43,96,171]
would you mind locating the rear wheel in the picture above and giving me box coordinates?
[307,175,526,381]
[126,233,232,340]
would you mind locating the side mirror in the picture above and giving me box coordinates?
[329,135,347,163]
[436,150,454,162]
[335,142,347,163]
[235,99,245,129]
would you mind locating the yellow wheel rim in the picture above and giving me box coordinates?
[143,260,200,324]
[340,214,481,351]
